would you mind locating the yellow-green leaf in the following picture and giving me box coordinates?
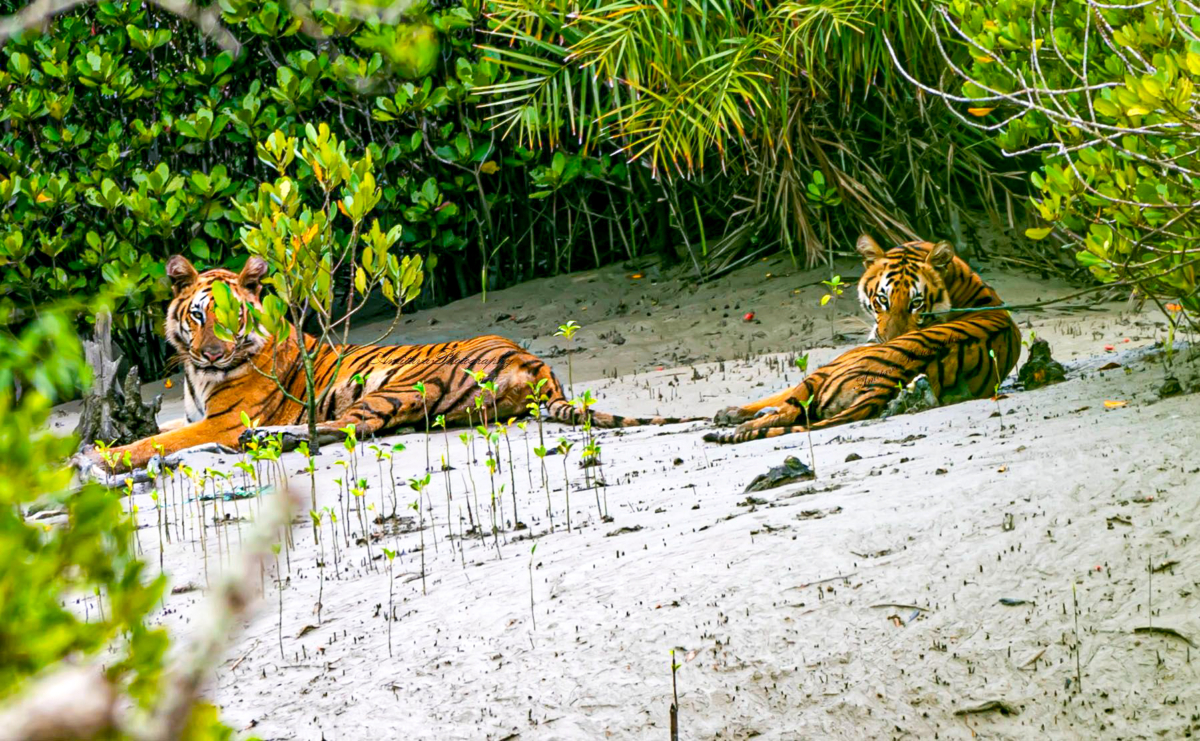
[1025,227,1053,240]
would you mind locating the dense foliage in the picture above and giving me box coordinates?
[934,0,1199,318]
[477,0,1022,273]
[0,0,1025,383]
[0,301,245,738]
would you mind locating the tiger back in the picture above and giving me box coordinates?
[706,236,1020,443]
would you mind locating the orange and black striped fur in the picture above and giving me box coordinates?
[92,256,694,472]
[705,236,1020,444]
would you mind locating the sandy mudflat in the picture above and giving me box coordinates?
[50,254,1200,739]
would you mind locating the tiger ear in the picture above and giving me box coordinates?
[238,256,269,296]
[856,234,885,267]
[165,255,199,296]
[926,241,956,271]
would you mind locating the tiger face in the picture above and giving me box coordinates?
[855,235,955,343]
[164,255,269,372]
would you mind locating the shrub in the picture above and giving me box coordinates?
[0,301,246,738]
[910,0,1200,320]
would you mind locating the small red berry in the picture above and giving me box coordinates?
[743,312,755,322]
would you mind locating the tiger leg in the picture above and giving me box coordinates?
[704,389,889,444]
[85,417,244,474]
[712,374,820,428]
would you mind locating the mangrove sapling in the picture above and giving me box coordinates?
[670,650,680,741]
[459,431,482,534]
[481,380,504,468]
[525,379,550,459]
[484,448,503,558]
[799,397,817,476]
[383,548,397,657]
[582,439,603,520]
[988,349,1005,431]
[324,506,340,576]
[484,428,507,527]
[351,479,373,561]
[516,420,533,489]
[498,418,520,527]
[554,320,581,399]
[414,381,431,472]
[273,543,284,660]
[370,444,387,515]
[1072,581,1083,693]
[529,544,538,635]
[296,441,318,539]
[341,424,361,483]
[534,444,554,531]
[439,451,454,548]
[311,510,325,624]
[434,414,451,471]
[391,443,406,516]
[558,437,574,532]
[151,491,164,572]
[820,275,845,343]
[408,473,432,595]
[472,395,493,462]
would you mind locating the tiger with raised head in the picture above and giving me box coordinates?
[705,235,1020,444]
[87,255,695,473]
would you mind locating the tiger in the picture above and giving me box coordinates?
[705,235,1020,444]
[87,255,697,473]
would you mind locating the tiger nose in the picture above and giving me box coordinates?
[202,349,223,362]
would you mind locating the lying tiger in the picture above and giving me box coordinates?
[705,235,1020,443]
[87,255,695,473]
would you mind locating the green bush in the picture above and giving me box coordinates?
[0,302,246,738]
[933,0,1199,317]
[1,0,1029,387]
[476,0,1021,272]
[0,0,506,377]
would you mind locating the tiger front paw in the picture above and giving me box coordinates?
[713,406,752,427]
[713,406,777,427]
[239,426,310,453]
[70,450,106,479]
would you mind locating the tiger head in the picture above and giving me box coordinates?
[165,255,269,371]
[855,234,958,343]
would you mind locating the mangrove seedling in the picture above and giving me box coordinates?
[529,543,538,635]
[820,275,845,342]
[311,509,325,624]
[558,437,574,532]
[799,397,817,475]
[554,320,581,398]
[414,380,431,471]
[383,547,397,657]
[408,473,432,595]
[534,444,554,532]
